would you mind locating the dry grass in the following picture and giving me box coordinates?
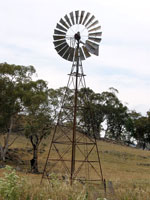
[99,140,150,182]
[1,133,150,199]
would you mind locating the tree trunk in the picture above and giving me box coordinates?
[30,141,39,173]
[0,117,13,162]
[0,144,5,161]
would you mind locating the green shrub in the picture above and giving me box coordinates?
[0,165,25,200]
[0,167,107,200]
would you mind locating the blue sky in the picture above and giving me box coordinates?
[0,0,150,115]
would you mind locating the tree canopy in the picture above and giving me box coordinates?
[1,62,150,166]
[0,63,36,161]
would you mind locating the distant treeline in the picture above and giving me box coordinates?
[0,62,150,171]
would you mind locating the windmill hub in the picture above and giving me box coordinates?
[74,32,81,41]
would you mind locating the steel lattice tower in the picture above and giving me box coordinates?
[41,10,104,186]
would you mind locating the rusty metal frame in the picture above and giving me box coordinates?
[41,40,104,186]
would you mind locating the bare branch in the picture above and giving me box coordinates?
[8,136,19,147]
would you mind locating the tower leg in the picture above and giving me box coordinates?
[41,43,104,186]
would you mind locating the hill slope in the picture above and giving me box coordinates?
[1,134,150,199]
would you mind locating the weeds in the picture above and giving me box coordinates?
[0,166,105,200]
[0,165,25,200]
[0,165,150,200]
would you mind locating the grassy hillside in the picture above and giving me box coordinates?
[1,134,150,199]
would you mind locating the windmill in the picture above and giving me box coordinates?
[41,10,104,186]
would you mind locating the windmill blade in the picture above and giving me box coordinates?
[74,48,78,61]
[62,47,70,60]
[82,46,91,58]
[88,26,101,33]
[53,39,66,47]
[85,15,95,27]
[75,10,79,24]
[59,18,69,29]
[86,40,99,50]
[79,47,85,60]
[85,40,99,56]
[55,43,68,52]
[56,23,67,32]
[89,32,102,37]
[87,20,99,29]
[64,14,72,27]
[68,47,75,61]
[53,35,65,41]
[82,12,90,25]
[88,37,102,43]
[54,29,66,35]
[79,11,85,24]
[58,49,65,57]
[58,44,70,57]
[70,11,75,25]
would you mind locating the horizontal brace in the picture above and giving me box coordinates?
[48,158,100,163]
[72,178,103,182]
[52,141,96,145]
[61,106,85,110]
[68,72,86,77]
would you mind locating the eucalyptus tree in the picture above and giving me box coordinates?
[48,87,105,138]
[78,87,105,138]
[0,62,35,161]
[23,79,52,173]
[48,87,73,125]
[129,111,150,149]
[101,88,129,141]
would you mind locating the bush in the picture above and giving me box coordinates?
[0,165,25,200]
[0,167,106,200]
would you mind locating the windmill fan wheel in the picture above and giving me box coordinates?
[53,10,102,61]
